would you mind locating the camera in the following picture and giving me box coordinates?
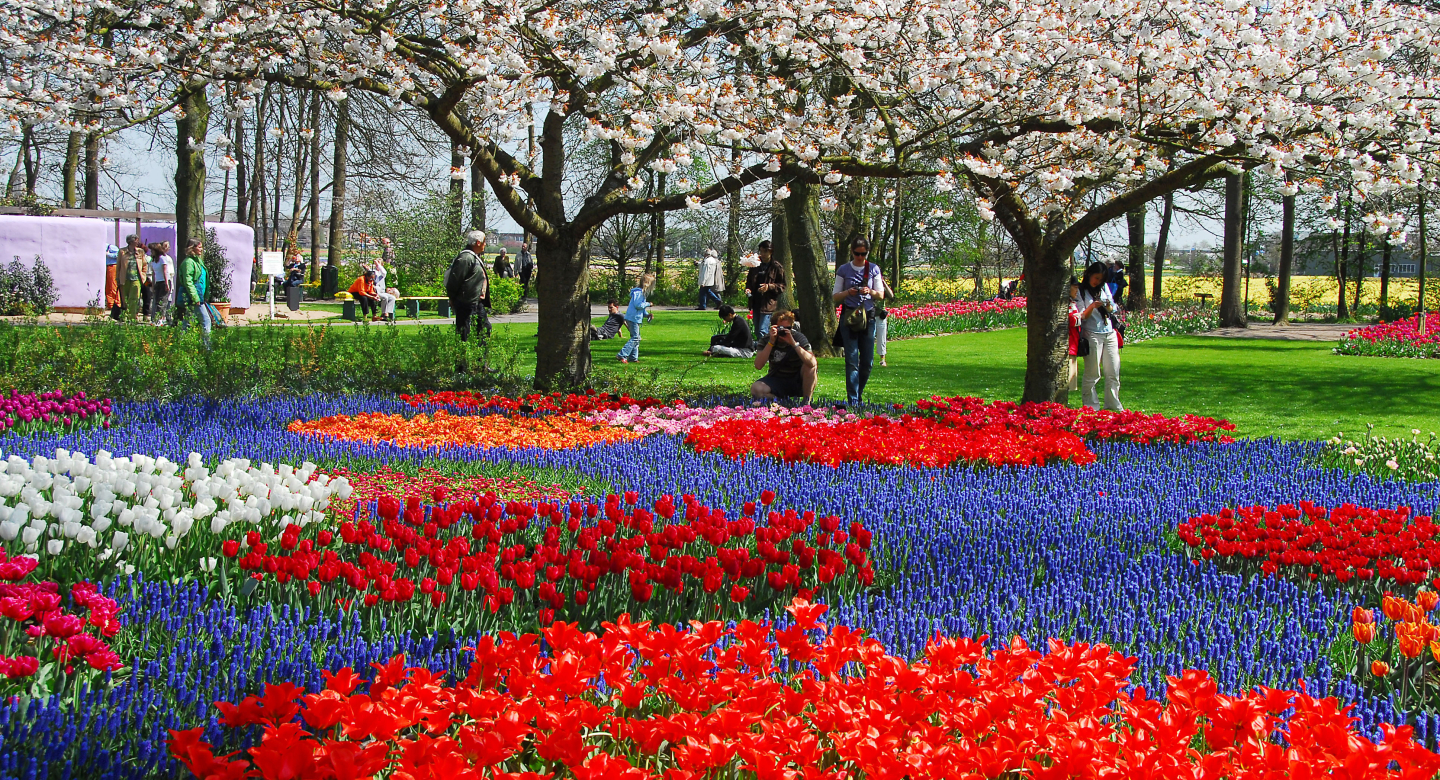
[776,326,790,337]
[1097,303,1112,316]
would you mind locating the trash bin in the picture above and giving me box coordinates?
[342,300,357,321]
[438,300,451,318]
[320,265,339,299]
[287,286,302,312]
[406,299,420,319]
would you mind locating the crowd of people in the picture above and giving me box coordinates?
[102,234,217,344]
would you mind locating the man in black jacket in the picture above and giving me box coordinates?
[446,230,490,343]
[703,305,755,357]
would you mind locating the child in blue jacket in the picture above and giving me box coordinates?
[617,273,656,363]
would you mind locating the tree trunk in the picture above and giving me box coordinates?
[175,83,210,260]
[1380,238,1392,311]
[783,179,838,357]
[234,116,248,225]
[308,98,321,281]
[654,173,667,284]
[1126,206,1146,311]
[250,84,271,237]
[83,132,100,209]
[62,131,82,208]
[326,97,348,268]
[771,183,793,310]
[1151,193,1172,305]
[1273,194,1295,324]
[891,183,903,290]
[534,232,591,390]
[449,143,465,237]
[1219,174,1247,328]
[1020,248,1072,404]
[470,154,486,232]
[218,119,231,221]
[286,92,310,251]
[1352,229,1366,315]
[1338,201,1351,319]
[22,127,38,195]
[724,142,743,295]
[1420,189,1429,335]
[5,131,22,198]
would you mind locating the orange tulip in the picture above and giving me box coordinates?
[1372,660,1391,677]
[1399,634,1425,658]
[1382,594,1405,621]
[1352,622,1376,644]
[1352,606,1374,624]
[1431,641,1440,663]
[1420,590,1439,612]
[288,410,641,451]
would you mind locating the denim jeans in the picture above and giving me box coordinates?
[183,303,212,349]
[697,287,722,309]
[840,312,877,404]
[752,312,772,345]
[618,321,642,360]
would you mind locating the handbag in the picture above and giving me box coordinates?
[1109,313,1125,348]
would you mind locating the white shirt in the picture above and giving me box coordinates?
[1078,285,1115,334]
[373,264,388,296]
[150,255,174,285]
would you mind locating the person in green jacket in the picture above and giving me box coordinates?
[445,230,490,343]
[178,238,212,346]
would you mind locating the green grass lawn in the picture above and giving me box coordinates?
[481,310,1440,441]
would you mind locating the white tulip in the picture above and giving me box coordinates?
[92,516,112,534]
[21,526,41,545]
[46,539,63,555]
[111,531,129,552]
[76,526,97,547]
[0,522,18,541]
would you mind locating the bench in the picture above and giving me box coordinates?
[397,296,450,319]
[1193,293,1214,305]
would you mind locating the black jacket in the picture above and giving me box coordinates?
[446,249,488,303]
[710,317,753,350]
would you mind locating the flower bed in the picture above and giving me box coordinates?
[911,395,1236,443]
[1119,304,1219,342]
[172,599,1440,780]
[1325,428,1440,483]
[687,413,1097,467]
[1336,314,1440,358]
[326,465,577,514]
[884,297,1026,339]
[227,491,873,633]
[586,402,853,436]
[1176,503,1438,588]
[0,390,111,435]
[399,390,665,414]
[1,392,1439,776]
[289,410,641,450]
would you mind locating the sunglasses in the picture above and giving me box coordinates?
[852,249,868,256]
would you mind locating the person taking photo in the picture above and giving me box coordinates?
[751,310,816,405]
[832,237,885,405]
[1077,261,1123,411]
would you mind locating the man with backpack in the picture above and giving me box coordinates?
[446,230,490,344]
[832,237,886,405]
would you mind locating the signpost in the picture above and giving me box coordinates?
[261,251,283,319]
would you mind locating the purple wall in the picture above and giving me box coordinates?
[137,222,256,311]
[0,216,255,312]
[0,216,113,310]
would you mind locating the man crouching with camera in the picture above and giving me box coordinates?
[751,309,817,405]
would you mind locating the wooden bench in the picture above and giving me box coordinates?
[1193,293,1214,305]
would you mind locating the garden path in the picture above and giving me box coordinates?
[1199,323,1353,341]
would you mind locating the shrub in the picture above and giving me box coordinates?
[0,256,57,316]
[201,229,231,304]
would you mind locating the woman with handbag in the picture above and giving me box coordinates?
[831,237,885,405]
[1077,262,1123,411]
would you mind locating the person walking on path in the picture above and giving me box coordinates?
[832,237,885,405]
[147,241,174,325]
[446,231,491,344]
[1078,261,1123,411]
[617,272,655,364]
[493,247,513,278]
[103,244,121,319]
[178,238,212,347]
[116,234,147,322]
[745,240,785,344]
[517,241,534,299]
[696,249,724,310]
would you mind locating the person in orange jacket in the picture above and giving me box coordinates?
[348,271,380,321]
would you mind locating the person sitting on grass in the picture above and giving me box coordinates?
[751,310,816,405]
[590,300,625,340]
[348,271,381,321]
[703,304,755,358]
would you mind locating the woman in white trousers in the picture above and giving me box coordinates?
[372,258,398,321]
[1076,262,1123,412]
